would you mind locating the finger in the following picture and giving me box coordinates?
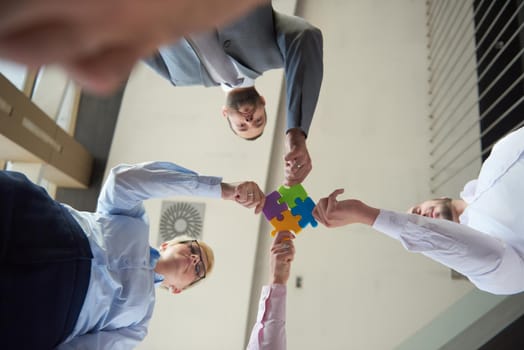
[237,197,256,208]
[314,197,330,225]
[65,45,142,94]
[0,0,83,39]
[0,21,86,66]
[272,239,294,250]
[275,243,295,259]
[284,163,312,186]
[237,185,256,203]
[325,188,344,217]
[234,185,247,202]
[328,188,345,202]
[254,194,265,215]
[284,156,305,172]
[273,250,295,262]
[312,204,322,222]
[284,149,299,163]
[272,245,292,254]
[273,230,295,245]
[312,202,327,226]
[272,243,295,257]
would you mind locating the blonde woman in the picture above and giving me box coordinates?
[0,161,264,350]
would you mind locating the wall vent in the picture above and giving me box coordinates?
[157,201,205,245]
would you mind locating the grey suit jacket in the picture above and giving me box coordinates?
[145,4,323,136]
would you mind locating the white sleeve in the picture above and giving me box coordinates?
[373,210,524,295]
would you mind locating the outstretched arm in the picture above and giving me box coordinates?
[97,161,265,217]
[246,231,295,350]
[313,189,524,295]
[274,11,323,138]
[273,11,323,186]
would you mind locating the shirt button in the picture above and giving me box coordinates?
[223,40,231,49]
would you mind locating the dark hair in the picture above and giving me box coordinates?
[433,197,453,221]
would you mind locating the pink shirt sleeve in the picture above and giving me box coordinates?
[246,284,287,350]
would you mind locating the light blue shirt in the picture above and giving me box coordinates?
[57,161,222,349]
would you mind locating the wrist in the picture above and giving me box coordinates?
[358,203,380,226]
[286,128,306,144]
[271,277,287,285]
[220,182,234,200]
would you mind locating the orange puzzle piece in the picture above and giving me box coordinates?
[269,210,302,237]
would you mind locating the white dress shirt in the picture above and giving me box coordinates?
[57,161,222,349]
[373,127,524,295]
[187,30,253,90]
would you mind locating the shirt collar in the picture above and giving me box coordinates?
[221,77,255,92]
[150,247,165,287]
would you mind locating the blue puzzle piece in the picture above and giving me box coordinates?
[290,196,318,228]
[262,191,288,221]
[277,184,308,209]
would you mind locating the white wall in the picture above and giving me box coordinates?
[108,1,477,349]
[281,1,474,349]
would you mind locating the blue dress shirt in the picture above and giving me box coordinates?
[57,161,222,349]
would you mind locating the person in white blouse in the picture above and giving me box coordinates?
[313,127,524,295]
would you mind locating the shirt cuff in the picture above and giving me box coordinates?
[285,127,308,138]
[195,176,223,198]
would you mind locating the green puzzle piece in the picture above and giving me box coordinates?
[277,184,308,209]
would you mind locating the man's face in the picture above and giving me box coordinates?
[223,87,267,140]
[408,198,457,222]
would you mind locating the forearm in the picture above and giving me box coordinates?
[352,203,380,226]
[274,12,323,136]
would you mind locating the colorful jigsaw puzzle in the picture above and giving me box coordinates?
[262,184,318,236]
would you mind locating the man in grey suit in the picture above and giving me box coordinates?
[145,4,323,186]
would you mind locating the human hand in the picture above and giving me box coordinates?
[0,0,267,94]
[221,181,265,214]
[312,189,380,227]
[284,129,312,186]
[270,231,296,285]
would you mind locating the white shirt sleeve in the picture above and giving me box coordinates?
[246,285,287,350]
[96,161,222,217]
[373,210,524,295]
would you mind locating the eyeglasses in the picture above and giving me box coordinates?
[182,240,206,284]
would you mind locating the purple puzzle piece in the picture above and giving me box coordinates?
[262,191,288,221]
[290,196,318,228]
